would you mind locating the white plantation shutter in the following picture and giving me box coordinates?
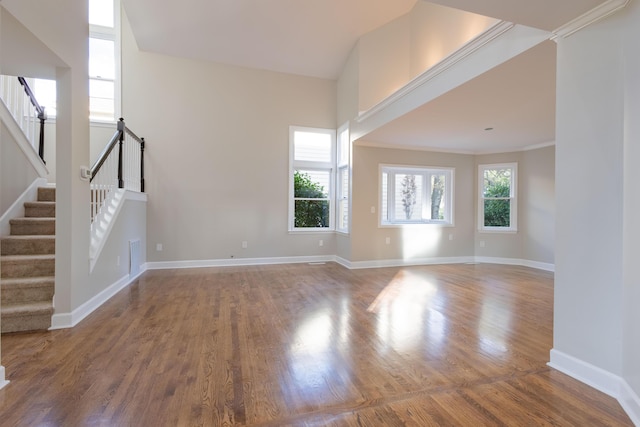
[381,166,454,225]
[294,131,332,163]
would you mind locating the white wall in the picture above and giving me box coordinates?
[553,0,640,418]
[621,2,640,410]
[521,145,555,265]
[0,122,39,215]
[121,11,337,263]
[357,2,497,112]
[89,197,146,292]
[349,144,555,266]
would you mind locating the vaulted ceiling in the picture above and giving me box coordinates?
[123,0,612,153]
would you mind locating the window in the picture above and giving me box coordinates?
[89,0,120,122]
[33,79,56,117]
[380,165,454,225]
[289,127,335,231]
[32,0,120,121]
[478,163,517,231]
[336,123,350,233]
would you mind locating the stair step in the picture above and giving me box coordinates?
[37,186,56,202]
[1,254,55,279]
[1,235,55,255]
[24,201,55,218]
[1,277,55,305]
[9,217,55,235]
[1,302,53,333]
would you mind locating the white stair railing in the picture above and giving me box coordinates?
[0,75,47,162]
[89,118,145,270]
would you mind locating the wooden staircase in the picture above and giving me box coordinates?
[1,187,55,333]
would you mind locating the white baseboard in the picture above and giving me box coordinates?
[475,256,555,272]
[50,267,147,330]
[0,366,8,390]
[145,255,553,272]
[549,349,640,426]
[619,380,640,426]
[145,255,336,270]
[548,349,623,397]
[345,256,475,269]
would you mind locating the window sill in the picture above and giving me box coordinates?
[90,119,118,128]
[288,229,335,235]
[478,228,518,234]
[379,223,454,229]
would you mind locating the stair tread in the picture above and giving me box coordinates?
[1,235,55,240]
[10,217,55,223]
[1,302,54,316]
[1,254,56,261]
[1,276,55,286]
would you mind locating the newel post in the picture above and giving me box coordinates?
[117,117,125,188]
[140,137,145,193]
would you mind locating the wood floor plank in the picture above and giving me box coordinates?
[0,263,632,426]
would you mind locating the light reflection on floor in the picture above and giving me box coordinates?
[286,296,353,405]
[478,296,512,355]
[367,270,445,355]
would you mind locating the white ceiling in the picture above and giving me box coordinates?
[363,40,557,153]
[122,0,609,153]
[122,0,417,80]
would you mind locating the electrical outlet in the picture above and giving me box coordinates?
[242,241,248,249]
[370,206,376,214]
[385,237,391,245]
[319,239,323,247]
[156,243,163,251]
[449,234,454,241]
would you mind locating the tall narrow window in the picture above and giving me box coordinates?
[36,0,120,120]
[289,127,335,231]
[380,165,454,225]
[89,0,119,122]
[336,123,350,233]
[478,163,517,231]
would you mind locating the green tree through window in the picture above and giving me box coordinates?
[481,166,515,228]
[294,171,329,228]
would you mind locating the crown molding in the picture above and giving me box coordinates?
[552,0,630,40]
[356,20,515,124]
[354,139,555,156]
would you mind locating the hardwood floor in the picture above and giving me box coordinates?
[0,263,633,426]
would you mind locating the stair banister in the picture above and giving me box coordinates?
[17,77,47,164]
[91,117,124,180]
[89,117,145,224]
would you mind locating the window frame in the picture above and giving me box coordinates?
[478,162,518,232]
[289,126,336,232]
[89,0,121,123]
[379,164,454,227]
[335,123,350,234]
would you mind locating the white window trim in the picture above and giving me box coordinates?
[89,0,121,124]
[379,164,455,227]
[478,162,518,233]
[336,122,350,235]
[288,126,336,232]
